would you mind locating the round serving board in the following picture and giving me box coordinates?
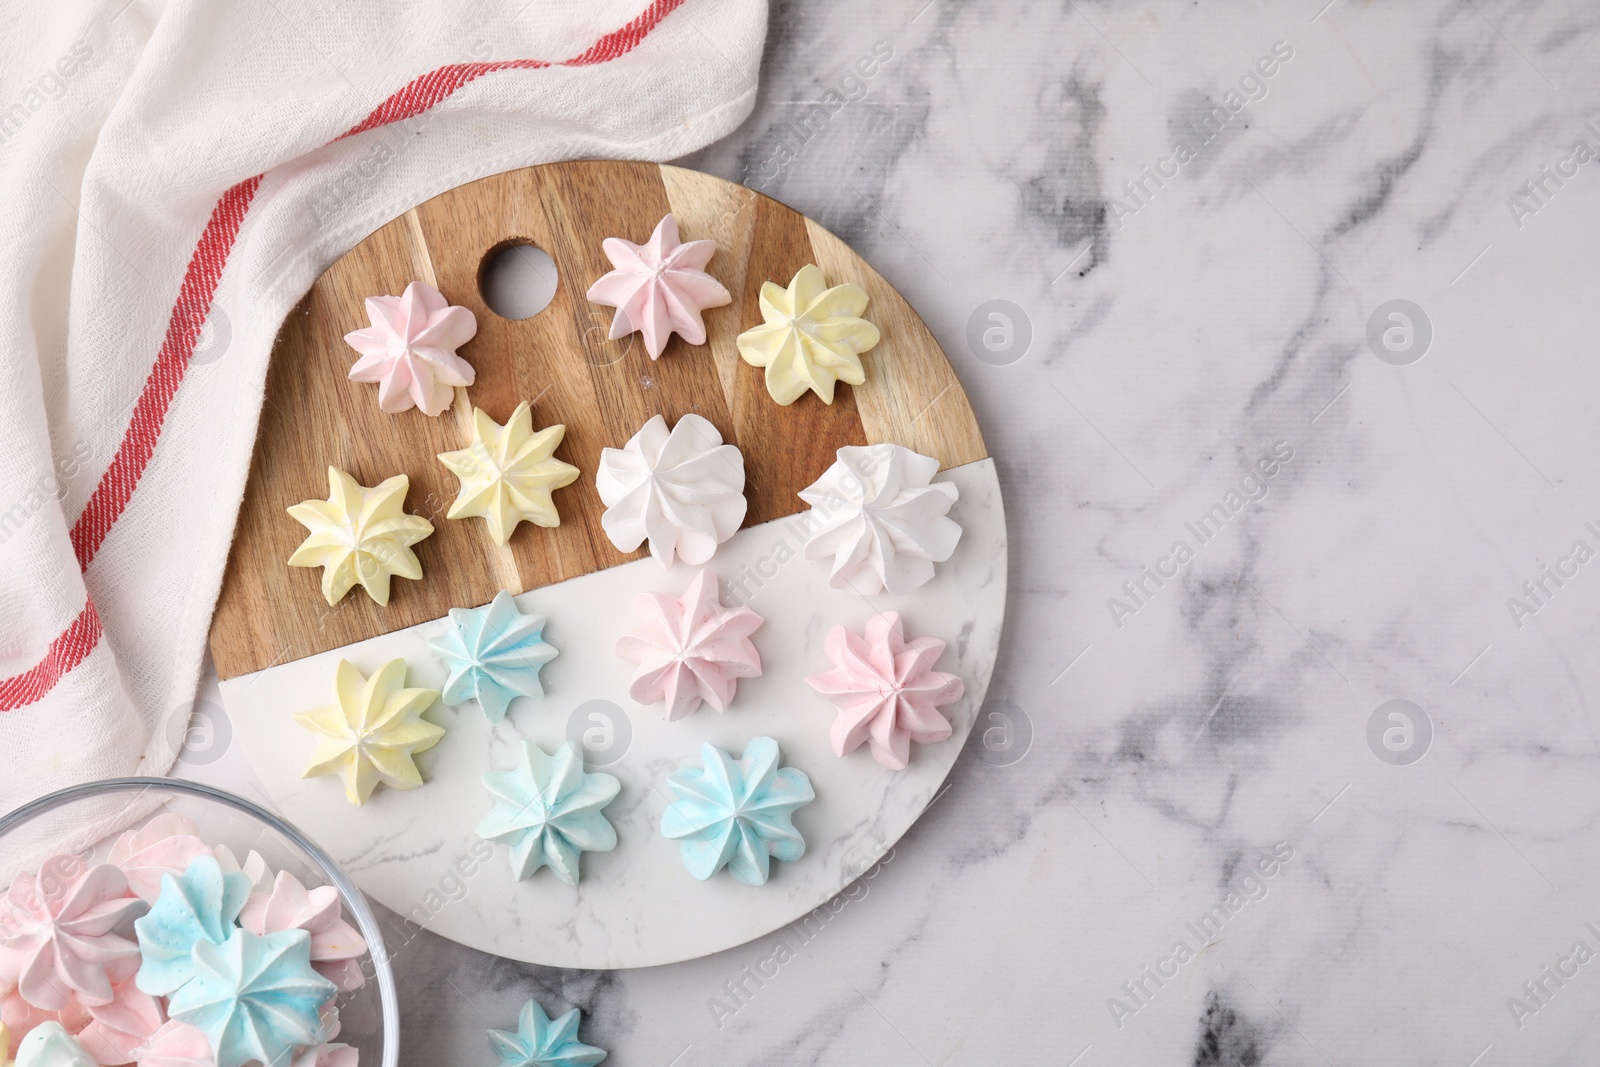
[210,161,1006,968]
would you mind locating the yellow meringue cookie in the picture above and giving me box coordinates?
[437,401,580,546]
[735,263,881,405]
[286,467,434,607]
[296,658,444,805]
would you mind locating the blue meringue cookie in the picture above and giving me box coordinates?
[488,998,606,1067]
[167,928,335,1067]
[429,591,559,722]
[134,854,253,996]
[659,737,815,885]
[477,741,620,885]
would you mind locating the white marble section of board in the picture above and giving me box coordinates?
[220,458,1005,969]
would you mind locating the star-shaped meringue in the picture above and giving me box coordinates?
[133,855,252,996]
[659,738,814,885]
[427,591,558,722]
[476,742,620,886]
[344,281,477,416]
[615,569,762,720]
[438,402,580,545]
[806,612,964,770]
[286,467,435,607]
[798,443,960,595]
[585,213,731,359]
[295,659,445,805]
[736,263,880,405]
[487,998,606,1067]
[596,413,747,567]
[166,929,334,1067]
[0,859,144,1010]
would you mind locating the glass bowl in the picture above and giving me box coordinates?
[0,777,399,1067]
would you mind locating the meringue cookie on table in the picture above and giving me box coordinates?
[798,442,961,596]
[344,280,477,416]
[736,263,880,405]
[437,402,581,546]
[615,569,763,720]
[596,414,746,568]
[805,611,964,770]
[586,212,731,359]
[286,467,435,607]
[295,658,445,805]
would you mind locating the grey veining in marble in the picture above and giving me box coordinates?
[185,0,1600,1062]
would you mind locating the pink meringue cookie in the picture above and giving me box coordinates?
[1,987,87,1052]
[616,569,763,721]
[586,213,732,359]
[108,817,210,905]
[805,612,965,770]
[130,1020,212,1067]
[0,859,144,1010]
[74,978,165,1065]
[239,872,367,992]
[290,1043,358,1067]
[344,280,478,416]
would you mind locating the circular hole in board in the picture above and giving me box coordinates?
[479,241,558,320]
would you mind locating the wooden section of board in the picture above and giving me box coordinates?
[211,161,986,679]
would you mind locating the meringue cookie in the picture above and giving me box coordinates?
[798,443,960,595]
[735,263,880,405]
[615,569,762,720]
[239,871,367,994]
[13,1023,94,1067]
[596,414,746,567]
[438,402,581,545]
[109,816,211,905]
[659,738,814,886]
[476,742,620,886]
[129,1020,212,1067]
[806,612,964,770]
[134,855,253,996]
[344,280,477,416]
[585,213,731,359]
[428,591,558,723]
[210,847,273,896]
[0,859,145,1010]
[287,467,435,607]
[296,658,445,805]
[289,1043,358,1067]
[73,978,165,1065]
[487,999,606,1067]
[166,930,334,1067]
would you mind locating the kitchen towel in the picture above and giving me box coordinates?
[0,0,766,808]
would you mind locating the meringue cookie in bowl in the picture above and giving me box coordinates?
[130,1020,213,1067]
[806,611,964,770]
[344,280,477,416]
[596,413,746,567]
[0,858,145,1010]
[586,212,731,359]
[736,263,880,405]
[616,569,762,720]
[799,443,960,595]
[13,1023,94,1067]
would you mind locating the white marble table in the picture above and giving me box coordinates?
[183,0,1600,1062]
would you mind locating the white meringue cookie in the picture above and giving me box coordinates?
[15,1023,96,1067]
[596,413,747,567]
[798,443,961,595]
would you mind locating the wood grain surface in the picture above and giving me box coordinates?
[210,161,986,680]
